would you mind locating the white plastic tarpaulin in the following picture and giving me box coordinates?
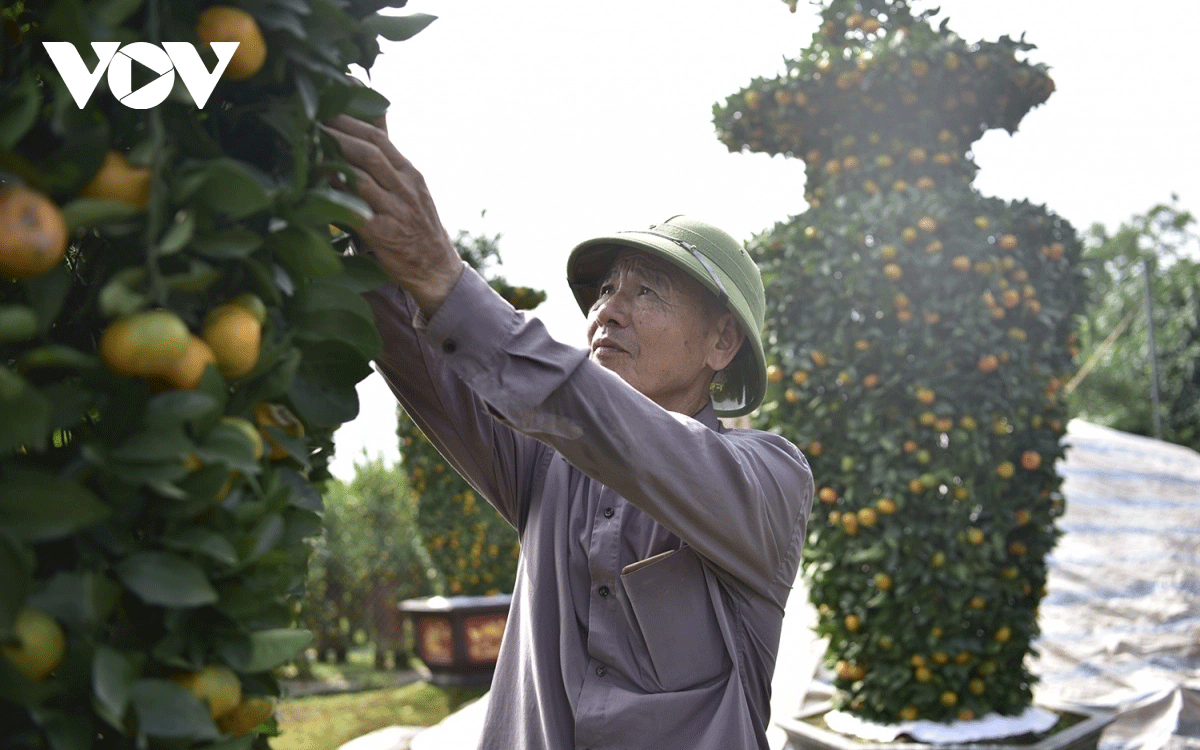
[1030,420,1200,749]
[777,419,1200,749]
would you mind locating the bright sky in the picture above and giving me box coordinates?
[329,0,1200,481]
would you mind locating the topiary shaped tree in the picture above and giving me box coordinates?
[713,0,1087,724]
[396,229,543,597]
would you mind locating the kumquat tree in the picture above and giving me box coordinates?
[0,0,432,747]
[714,0,1087,723]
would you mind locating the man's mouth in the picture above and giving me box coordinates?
[591,337,627,356]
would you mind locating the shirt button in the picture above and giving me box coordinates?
[598,585,610,597]
[603,507,614,518]
[595,664,607,677]
[441,338,457,354]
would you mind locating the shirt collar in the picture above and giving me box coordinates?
[692,401,723,432]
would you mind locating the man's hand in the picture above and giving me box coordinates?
[322,114,465,316]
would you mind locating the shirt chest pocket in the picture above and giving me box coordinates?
[621,545,732,692]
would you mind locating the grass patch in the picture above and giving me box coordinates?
[284,645,424,693]
[273,681,487,750]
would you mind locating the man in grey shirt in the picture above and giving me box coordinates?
[327,114,813,750]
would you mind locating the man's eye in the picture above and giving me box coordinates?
[639,285,656,296]
[599,283,615,296]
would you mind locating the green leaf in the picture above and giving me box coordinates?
[162,528,237,566]
[92,646,136,730]
[60,198,143,232]
[338,253,391,292]
[0,305,38,343]
[345,85,391,121]
[157,211,196,255]
[164,262,223,293]
[111,427,195,463]
[98,267,150,319]
[348,0,414,16]
[31,122,107,197]
[0,473,109,542]
[294,73,319,120]
[190,160,273,219]
[0,72,41,150]
[129,679,221,740]
[258,425,308,462]
[0,654,51,706]
[31,709,92,750]
[296,340,373,388]
[114,552,218,607]
[195,422,262,473]
[298,278,379,362]
[104,460,190,486]
[0,533,34,633]
[95,0,144,26]
[362,12,436,42]
[177,465,238,506]
[21,264,72,332]
[294,307,381,359]
[192,228,264,259]
[255,5,307,39]
[284,48,344,82]
[17,345,95,372]
[296,186,372,226]
[305,275,377,316]
[278,468,323,512]
[246,513,285,560]
[288,373,359,427]
[28,571,120,629]
[267,226,343,279]
[220,628,312,673]
[239,346,301,405]
[145,391,221,428]
[284,506,323,544]
[0,366,52,453]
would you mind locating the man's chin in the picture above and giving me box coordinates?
[592,348,624,364]
[591,352,628,377]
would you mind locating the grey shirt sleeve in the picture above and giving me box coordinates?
[362,278,549,530]
[422,268,814,598]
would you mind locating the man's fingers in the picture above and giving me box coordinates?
[340,164,406,230]
[326,129,394,193]
[319,112,458,295]
[324,114,412,172]
[322,121,433,223]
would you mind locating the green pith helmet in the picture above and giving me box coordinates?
[566,215,767,417]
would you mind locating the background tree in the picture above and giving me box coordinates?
[304,457,435,667]
[1069,199,1200,452]
[396,228,544,597]
[0,0,432,746]
[714,0,1086,723]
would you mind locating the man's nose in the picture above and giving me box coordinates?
[591,287,630,327]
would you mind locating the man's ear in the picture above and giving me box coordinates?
[706,312,745,372]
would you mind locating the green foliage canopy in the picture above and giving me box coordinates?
[304,457,434,649]
[1070,199,1200,451]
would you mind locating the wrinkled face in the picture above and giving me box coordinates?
[586,250,740,415]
